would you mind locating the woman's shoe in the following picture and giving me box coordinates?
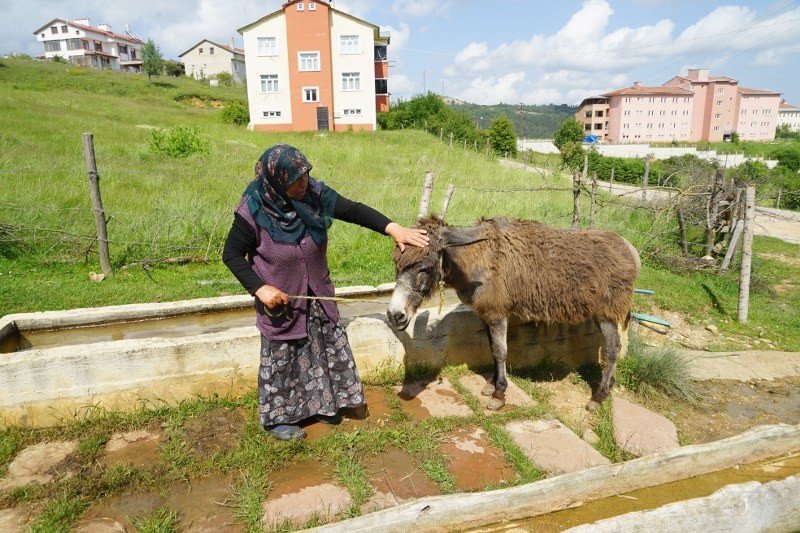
[312,413,342,425]
[263,424,306,440]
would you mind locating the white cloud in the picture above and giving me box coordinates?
[389,73,415,99]
[381,22,411,52]
[441,0,800,104]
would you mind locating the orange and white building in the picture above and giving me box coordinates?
[576,69,782,143]
[238,0,390,132]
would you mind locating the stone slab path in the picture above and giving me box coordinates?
[1,373,688,530]
[685,350,800,381]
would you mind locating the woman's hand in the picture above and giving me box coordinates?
[385,222,429,252]
[255,284,289,309]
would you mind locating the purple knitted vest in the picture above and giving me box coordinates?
[235,198,339,340]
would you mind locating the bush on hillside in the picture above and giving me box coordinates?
[377,93,485,147]
[211,72,234,87]
[561,146,660,185]
[553,118,584,151]
[221,101,249,125]
[771,144,800,172]
[656,154,717,189]
[149,125,209,157]
[487,114,517,157]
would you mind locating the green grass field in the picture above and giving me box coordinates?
[1,57,799,350]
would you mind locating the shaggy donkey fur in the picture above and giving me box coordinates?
[388,216,641,411]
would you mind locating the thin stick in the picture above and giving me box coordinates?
[82,132,112,276]
[738,185,756,323]
[439,182,456,220]
[417,171,435,219]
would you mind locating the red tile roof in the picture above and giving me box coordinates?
[738,86,781,96]
[779,101,798,110]
[178,39,245,58]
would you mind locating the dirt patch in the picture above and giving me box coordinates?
[536,378,594,434]
[182,408,246,459]
[266,458,332,500]
[175,95,227,109]
[78,473,240,532]
[761,252,800,267]
[364,447,441,502]
[671,377,800,445]
[440,426,517,491]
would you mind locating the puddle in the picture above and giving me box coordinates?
[100,430,165,469]
[267,458,332,499]
[79,474,240,532]
[365,447,441,501]
[440,426,517,491]
[394,379,472,419]
[474,455,800,532]
[182,408,246,458]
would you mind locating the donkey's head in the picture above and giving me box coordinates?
[387,216,485,330]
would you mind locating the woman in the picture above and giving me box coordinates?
[222,144,428,441]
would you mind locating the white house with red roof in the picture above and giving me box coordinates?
[778,101,800,133]
[179,39,246,83]
[32,18,143,72]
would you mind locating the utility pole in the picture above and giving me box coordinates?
[519,103,525,139]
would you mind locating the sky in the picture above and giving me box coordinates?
[4,0,800,106]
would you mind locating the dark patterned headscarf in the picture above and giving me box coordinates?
[243,144,338,244]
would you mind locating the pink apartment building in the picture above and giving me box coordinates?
[576,69,781,143]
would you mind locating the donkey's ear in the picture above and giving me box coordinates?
[442,226,486,247]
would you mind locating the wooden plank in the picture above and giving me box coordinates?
[632,312,672,328]
[310,424,800,533]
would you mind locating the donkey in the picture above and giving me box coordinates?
[387,216,641,411]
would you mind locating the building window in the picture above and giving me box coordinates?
[594,123,602,130]
[716,100,722,106]
[262,111,282,117]
[374,45,387,61]
[344,108,362,115]
[713,126,720,131]
[309,2,316,10]
[50,26,58,34]
[209,47,214,55]
[297,2,304,10]
[119,44,128,55]
[199,47,203,54]
[342,72,360,91]
[91,56,98,66]
[298,51,320,71]
[44,41,62,52]
[61,25,68,33]
[257,37,277,56]
[585,123,591,131]
[715,113,721,119]
[66,38,82,51]
[375,78,388,95]
[717,88,724,94]
[260,74,279,93]
[340,35,360,54]
[302,87,319,102]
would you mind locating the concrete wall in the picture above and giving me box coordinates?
[0,294,605,428]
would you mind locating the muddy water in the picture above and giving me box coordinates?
[7,290,464,352]
[473,455,800,532]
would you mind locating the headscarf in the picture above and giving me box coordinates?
[243,144,338,244]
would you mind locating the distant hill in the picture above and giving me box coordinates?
[444,100,577,139]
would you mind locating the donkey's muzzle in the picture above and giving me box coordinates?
[387,310,409,331]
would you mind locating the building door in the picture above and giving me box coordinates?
[316,107,329,131]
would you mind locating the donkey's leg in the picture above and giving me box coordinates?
[481,325,496,396]
[586,318,622,412]
[486,318,509,410]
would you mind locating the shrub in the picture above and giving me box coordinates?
[553,118,584,151]
[211,72,234,87]
[617,334,698,403]
[221,101,249,126]
[487,114,517,157]
[149,125,209,158]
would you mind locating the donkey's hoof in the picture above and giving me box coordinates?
[585,400,601,412]
[487,397,505,410]
[480,382,496,396]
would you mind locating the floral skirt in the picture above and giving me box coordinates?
[258,300,364,427]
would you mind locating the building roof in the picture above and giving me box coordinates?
[738,86,781,96]
[32,18,143,44]
[238,0,388,43]
[602,84,694,97]
[779,101,799,111]
[178,39,245,58]
[671,74,738,84]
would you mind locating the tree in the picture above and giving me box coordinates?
[163,59,185,77]
[771,144,800,172]
[553,118,584,151]
[142,39,164,85]
[487,114,517,157]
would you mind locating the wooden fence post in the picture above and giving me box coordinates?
[589,173,597,227]
[572,171,581,229]
[439,182,456,220]
[642,157,650,201]
[485,138,490,159]
[738,185,756,323]
[705,168,725,256]
[418,171,435,220]
[82,132,112,277]
[581,152,588,182]
[449,132,454,148]
[609,167,615,193]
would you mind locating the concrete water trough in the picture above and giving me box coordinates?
[0,284,607,428]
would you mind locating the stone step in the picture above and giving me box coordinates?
[504,419,611,474]
[393,378,473,418]
[612,397,680,456]
[459,374,536,414]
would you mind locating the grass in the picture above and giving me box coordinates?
[617,335,699,404]
[130,506,179,533]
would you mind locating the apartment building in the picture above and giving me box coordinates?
[33,18,143,72]
[778,101,800,133]
[179,39,246,83]
[576,69,781,144]
[238,0,390,132]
